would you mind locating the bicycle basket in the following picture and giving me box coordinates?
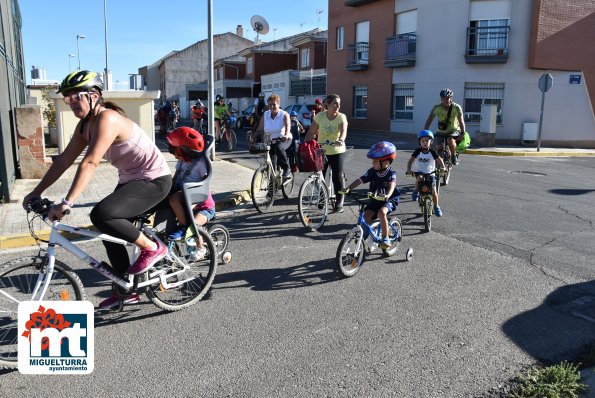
[249,142,270,154]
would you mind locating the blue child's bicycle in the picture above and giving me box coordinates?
[335,191,413,277]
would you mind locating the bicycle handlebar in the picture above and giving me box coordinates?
[338,190,388,203]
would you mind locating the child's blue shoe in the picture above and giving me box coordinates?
[168,225,187,241]
[379,236,391,249]
[434,207,443,217]
[411,191,419,201]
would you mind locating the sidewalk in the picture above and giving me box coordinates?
[0,151,254,250]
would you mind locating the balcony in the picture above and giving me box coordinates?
[346,42,369,71]
[345,0,381,6]
[384,33,416,68]
[465,25,510,64]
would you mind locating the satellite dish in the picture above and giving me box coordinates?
[250,15,269,40]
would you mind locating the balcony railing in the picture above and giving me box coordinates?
[384,33,416,67]
[465,25,510,63]
[346,42,369,71]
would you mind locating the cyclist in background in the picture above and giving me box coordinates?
[251,92,266,129]
[288,110,305,172]
[312,98,324,118]
[213,94,231,144]
[423,88,466,165]
[406,130,446,217]
[343,142,400,249]
[191,100,205,132]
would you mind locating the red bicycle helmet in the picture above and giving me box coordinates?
[315,98,323,105]
[367,141,397,163]
[166,127,204,161]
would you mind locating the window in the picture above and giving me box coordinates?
[353,86,367,118]
[246,57,253,74]
[218,67,223,80]
[468,19,509,55]
[464,83,504,124]
[336,26,344,50]
[392,83,414,120]
[355,21,370,63]
[300,47,310,68]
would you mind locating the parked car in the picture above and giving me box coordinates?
[236,105,255,129]
[284,104,316,130]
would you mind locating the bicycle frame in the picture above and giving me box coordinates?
[31,221,192,301]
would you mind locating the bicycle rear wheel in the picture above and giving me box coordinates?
[382,217,403,257]
[336,230,365,277]
[298,176,329,230]
[251,163,275,213]
[423,197,432,232]
[0,256,85,369]
[440,149,452,186]
[146,228,217,311]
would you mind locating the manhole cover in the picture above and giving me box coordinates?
[509,170,547,176]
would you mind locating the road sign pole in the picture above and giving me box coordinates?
[537,91,546,152]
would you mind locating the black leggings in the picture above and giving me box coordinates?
[90,175,172,274]
[324,152,346,206]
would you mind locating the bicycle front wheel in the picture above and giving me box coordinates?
[146,228,217,311]
[251,164,275,212]
[423,197,432,232]
[298,176,329,231]
[336,230,365,277]
[0,256,85,369]
[223,128,236,152]
[382,217,403,257]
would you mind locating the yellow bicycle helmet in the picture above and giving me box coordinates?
[57,70,104,94]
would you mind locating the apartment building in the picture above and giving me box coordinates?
[328,0,595,146]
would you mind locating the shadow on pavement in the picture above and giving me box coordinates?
[549,188,595,196]
[502,279,595,365]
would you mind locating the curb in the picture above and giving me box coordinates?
[0,190,253,251]
[464,149,595,157]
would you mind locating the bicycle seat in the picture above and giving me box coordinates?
[182,135,214,208]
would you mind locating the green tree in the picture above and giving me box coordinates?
[41,85,58,128]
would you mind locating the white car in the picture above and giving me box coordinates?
[284,104,316,129]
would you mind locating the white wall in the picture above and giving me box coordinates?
[390,0,595,144]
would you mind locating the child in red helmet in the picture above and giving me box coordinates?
[342,141,400,249]
[166,127,216,258]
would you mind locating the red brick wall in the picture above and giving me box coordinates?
[529,0,595,103]
[328,0,394,131]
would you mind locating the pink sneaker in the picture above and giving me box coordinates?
[99,293,140,309]
[128,240,167,275]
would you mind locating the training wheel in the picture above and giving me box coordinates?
[221,251,232,264]
[406,247,414,261]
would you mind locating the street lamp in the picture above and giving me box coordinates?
[76,34,86,70]
[68,54,75,72]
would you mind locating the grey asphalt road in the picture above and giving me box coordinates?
[0,151,594,397]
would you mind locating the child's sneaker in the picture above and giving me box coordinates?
[435,206,443,217]
[168,225,187,241]
[379,236,391,249]
[411,191,419,201]
[128,240,167,275]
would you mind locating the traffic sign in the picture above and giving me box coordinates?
[538,73,553,93]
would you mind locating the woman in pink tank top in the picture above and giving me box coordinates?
[22,70,172,309]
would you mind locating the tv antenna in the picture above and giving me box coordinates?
[316,9,323,29]
[250,15,270,42]
[299,22,306,32]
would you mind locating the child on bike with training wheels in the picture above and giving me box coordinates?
[343,142,400,249]
[406,130,446,217]
[166,127,215,259]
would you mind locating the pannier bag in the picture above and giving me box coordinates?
[298,139,324,172]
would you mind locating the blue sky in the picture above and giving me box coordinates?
[20,0,328,88]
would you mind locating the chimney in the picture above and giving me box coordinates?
[236,25,243,37]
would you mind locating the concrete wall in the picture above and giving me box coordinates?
[52,90,160,153]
